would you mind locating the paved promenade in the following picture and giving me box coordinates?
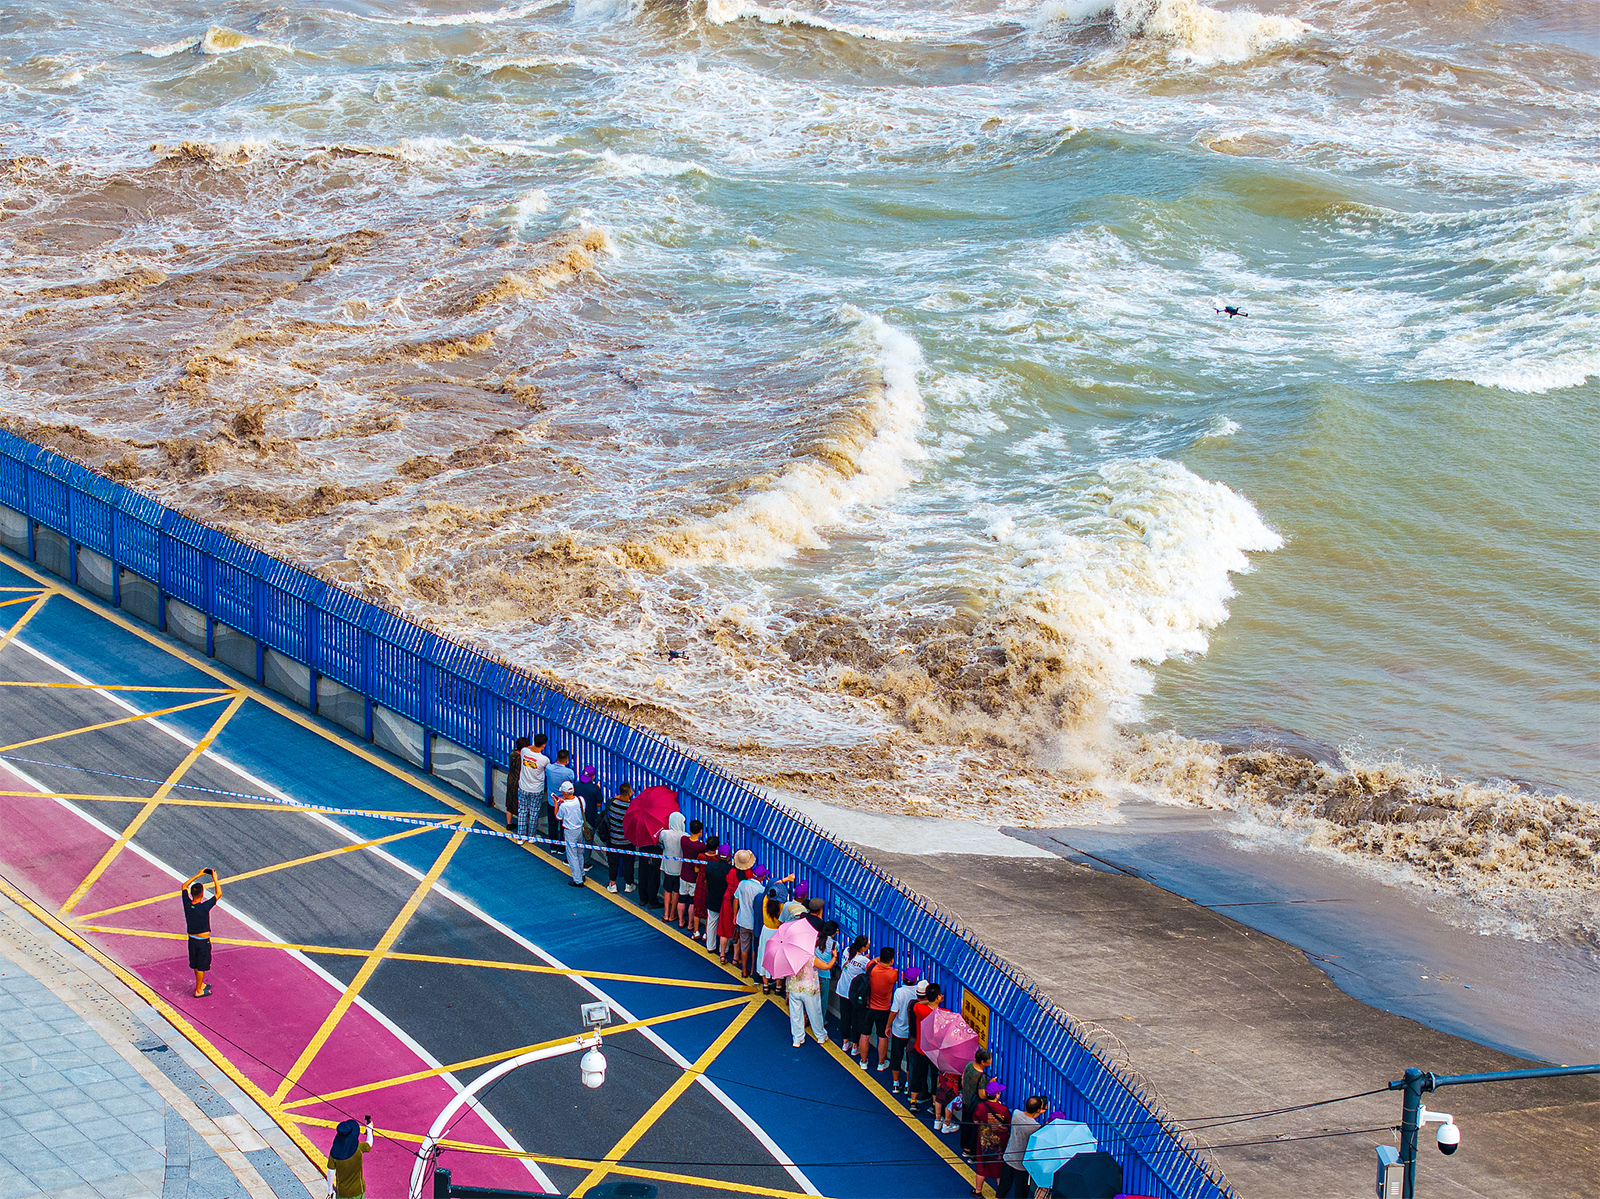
[0,888,317,1199]
[0,551,973,1199]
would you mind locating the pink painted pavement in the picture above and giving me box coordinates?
[0,766,550,1195]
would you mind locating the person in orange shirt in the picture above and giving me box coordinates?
[855,946,898,1072]
[908,981,942,1112]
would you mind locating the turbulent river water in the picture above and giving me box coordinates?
[1,0,1595,940]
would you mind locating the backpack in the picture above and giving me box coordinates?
[849,960,878,1006]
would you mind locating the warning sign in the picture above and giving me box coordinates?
[961,991,990,1049]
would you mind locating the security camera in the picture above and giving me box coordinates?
[580,1046,607,1090]
[1436,1120,1460,1155]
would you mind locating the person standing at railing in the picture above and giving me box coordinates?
[998,1096,1045,1199]
[505,737,531,831]
[515,735,549,841]
[788,925,836,1049]
[907,980,937,1112]
[604,783,635,894]
[557,782,585,887]
[703,842,733,955]
[837,935,871,1055]
[660,812,686,925]
[730,851,762,976]
[856,946,898,1072]
[544,749,576,843]
[960,1048,992,1160]
[888,966,921,1097]
[677,819,705,935]
[574,765,604,868]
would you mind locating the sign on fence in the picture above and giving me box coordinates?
[961,990,990,1050]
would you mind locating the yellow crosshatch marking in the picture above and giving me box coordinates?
[287,1114,821,1199]
[273,826,470,1103]
[0,590,50,653]
[57,692,248,917]
[570,996,768,1198]
[0,551,976,1195]
[0,692,237,754]
[282,994,757,1109]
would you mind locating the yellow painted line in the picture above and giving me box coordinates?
[272,826,469,1102]
[0,591,51,655]
[72,823,453,922]
[0,872,327,1172]
[569,996,767,1198]
[0,692,235,754]
[3,790,470,821]
[378,949,752,992]
[283,994,756,1109]
[0,593,45,609]
[0,680,235,693]
[57,693,248,917]
[287,1116,821,1199]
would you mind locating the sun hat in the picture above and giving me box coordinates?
[330,1120,360,1161]
[731,849,755,870]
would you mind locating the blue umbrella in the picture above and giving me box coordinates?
[1023,1119,1098,1187]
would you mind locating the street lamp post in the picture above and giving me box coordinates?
[1383,1062,1600,1198]
[410,1004,614,1199]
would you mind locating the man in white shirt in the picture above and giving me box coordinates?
[516,735,549,840]
[556,781,586,886]
[887,967,922,1097]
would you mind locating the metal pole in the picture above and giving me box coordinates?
[1397,1067,1426,1199]
[1389,1062,1600,1198]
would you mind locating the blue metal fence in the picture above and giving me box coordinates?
[0,429,1230,1199]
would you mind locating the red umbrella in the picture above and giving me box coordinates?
[622,785,679,847]
[920,1008,981,1075]
[762,919,818,980]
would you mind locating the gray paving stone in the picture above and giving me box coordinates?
[0,1087,48,1116]
[98,1093,157,1119]
[14,1105,69,1133]
[22,1161,82,1191]
[83,1078,139,1102]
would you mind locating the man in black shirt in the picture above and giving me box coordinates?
[181,868,220,997]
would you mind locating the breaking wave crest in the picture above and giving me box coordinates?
[140,27,298,57]
[1039,0,1309,65]
[658,307,926,566]
[704,0,920,43]
[1123,734,1600,944]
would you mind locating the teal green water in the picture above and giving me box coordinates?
[0,0,1594,802]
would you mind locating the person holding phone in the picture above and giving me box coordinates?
[326,1114,373,1198]
[180,868,219,998]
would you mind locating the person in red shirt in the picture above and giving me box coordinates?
[908,980,942,1111]
[855,946,898,1072]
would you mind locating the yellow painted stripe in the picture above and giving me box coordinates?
[0,592,51,654]
[4,790,470,821]
[287,1115,821,1199]
[283,994,755,1109]
[569,997,767,1198]
[0,593,45,609]
[0,872,327,1173]
[72,823,452,921]
[0,680,235,693]
[272,826,469,1102]
[0,692,236,754]
[57,693,248,917]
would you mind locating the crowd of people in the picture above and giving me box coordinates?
[504,736,1079,1199]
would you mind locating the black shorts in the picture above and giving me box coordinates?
[187,937,212,971]
[865,1008,891,1037]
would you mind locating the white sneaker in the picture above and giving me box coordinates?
[876,1062,889,1072]
[624,884,636,893]
[858,1058,869,1072]
[843,1041,854,1054]
[792,1039,804,1049]
[607,883,618,894]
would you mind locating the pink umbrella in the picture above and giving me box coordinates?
[762,920,819,980]
[920,1008,981,1075]
[622,785,679,847]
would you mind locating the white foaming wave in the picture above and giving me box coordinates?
[140,27,298,56]
[1038,0,1308,64]
[985,457,1282,720]
[704,0,920,43]
[598,149,714,178]
[1116,0,1307,64]
[139,37,202,58]
[664,307,927,567]
[473,54,601,72]
[366,0,564,27]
